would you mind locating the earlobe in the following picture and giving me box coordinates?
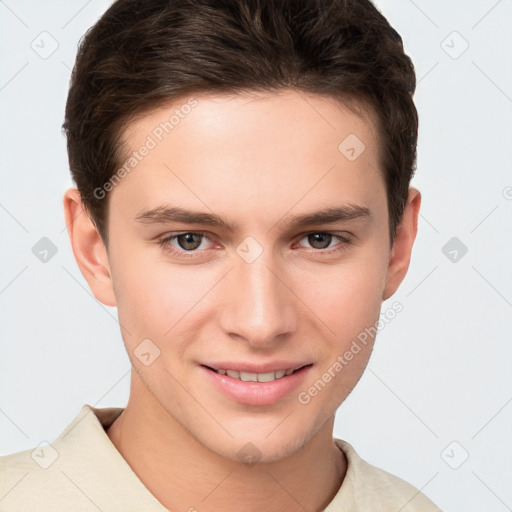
[63,187,117,307]
[382,187,421,301]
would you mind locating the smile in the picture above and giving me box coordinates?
[201,363,313,406]
[213,367,301,382]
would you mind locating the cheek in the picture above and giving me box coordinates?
[110,253,182,337]
[306,253,386,329]
[112,251,220,348]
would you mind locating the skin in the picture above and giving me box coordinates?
[63,89,420,512]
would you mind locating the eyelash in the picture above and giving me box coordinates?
[157,231,353,258]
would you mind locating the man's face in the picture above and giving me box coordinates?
[106,90,393,462]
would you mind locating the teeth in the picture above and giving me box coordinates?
[216,368,297,382]
[240,372,258,382]
[257,372,276,382]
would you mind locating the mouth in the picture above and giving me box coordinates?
[199,363,313,406]
[202,364,310,383]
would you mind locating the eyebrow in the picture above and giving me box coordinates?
[134,204,371,231]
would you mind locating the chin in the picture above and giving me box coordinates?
[200,419,323,465]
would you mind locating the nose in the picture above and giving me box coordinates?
[219,247,298,348]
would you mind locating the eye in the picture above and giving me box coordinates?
[157,230,353,258]
[296,232,352,254]
[158,231,213,257]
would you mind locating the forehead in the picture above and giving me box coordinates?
[110,90,385,225]
[122,89,379,158]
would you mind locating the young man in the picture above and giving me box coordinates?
[0,0,442,510]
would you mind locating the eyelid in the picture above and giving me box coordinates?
[158,230,353,257]
[293,230,352,243]
[293,232,353,252]
[158,230,216,254]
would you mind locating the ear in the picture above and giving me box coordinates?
[63,187,117,307]
[382,187,421,301]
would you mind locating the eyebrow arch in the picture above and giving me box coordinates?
[135,206,238,231]
[134,204,371,231]
[282,204,371,228]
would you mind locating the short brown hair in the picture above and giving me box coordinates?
[62,0,418,247]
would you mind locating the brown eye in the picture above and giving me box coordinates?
[306,233,333,250]
[296,232,353,256]
[158,231,213,257]
[175,233,203,251]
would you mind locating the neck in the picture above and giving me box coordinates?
[106,374,346,512]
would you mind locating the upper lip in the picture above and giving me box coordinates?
[201,361,312,373]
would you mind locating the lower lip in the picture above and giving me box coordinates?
[200,365,312,406]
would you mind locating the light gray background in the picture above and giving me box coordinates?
[1,1,511,510]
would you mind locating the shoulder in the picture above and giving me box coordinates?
[0,444,64,510]
[0,404,127,511]
[331,439,443,512]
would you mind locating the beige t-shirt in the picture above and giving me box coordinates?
[0,404,442,511]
